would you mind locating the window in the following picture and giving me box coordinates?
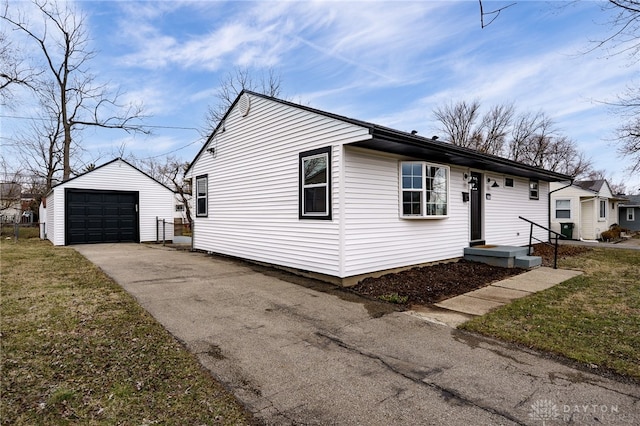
[599,199,606,220]
[400,162,449,217]
[627,208,635,221]
[300,147,331,219]
[529,180,539,200]
[504,177,514,188]
[196,175,208,217]
[555,199,571,219]
[175,204,184,212]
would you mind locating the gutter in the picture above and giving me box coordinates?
[548,179,574,241]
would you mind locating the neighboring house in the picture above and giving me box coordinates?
[174,193,191,223]
[185,91,570,284]
[619,194,640,231]
[44,158,175,245]
[550,180,623,240]
[0,182,23,223]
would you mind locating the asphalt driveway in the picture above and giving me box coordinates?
[74,243,639,425]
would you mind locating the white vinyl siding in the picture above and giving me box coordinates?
[187,94,370,277]
[484,176,548,246]
[341,148,467,277]
[46,192,55,244]
[46,159,174,245]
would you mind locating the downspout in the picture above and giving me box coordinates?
[548,179,574,242]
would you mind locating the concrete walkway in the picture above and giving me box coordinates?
[74,243,640,425]
[559,237,640,250]
[411,267,583,327]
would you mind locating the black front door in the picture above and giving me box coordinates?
[470,172,483,243]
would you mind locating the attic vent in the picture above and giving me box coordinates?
[239,93,251,117]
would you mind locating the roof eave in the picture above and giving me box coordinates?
[349,127,571,182]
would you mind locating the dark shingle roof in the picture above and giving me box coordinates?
[621,194,640,207]
[575,180,605,192]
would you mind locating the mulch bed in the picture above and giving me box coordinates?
[349,244,591,307]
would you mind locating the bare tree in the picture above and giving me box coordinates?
[475,103,515,154]
[0,30,40,106]
[13,82,66,192]
[204,67,283,135]
[138,156,193,226]
[433,100,593,178]
[478,0,517,29]
[433,100,482,149]
[1,0,147,181]
[434,100,514,156]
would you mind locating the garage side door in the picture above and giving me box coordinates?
[65,189,139,245]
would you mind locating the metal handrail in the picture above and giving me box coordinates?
[518,216,565,269]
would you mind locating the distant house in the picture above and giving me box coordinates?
[174,193,191,223]
[185,91,570,284]
[43,158,175,245]
[550,180,624,240]
[0,182,23,223]
[619,194,640,231]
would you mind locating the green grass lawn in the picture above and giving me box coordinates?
[1,237,254,425]
[461,247,640,379]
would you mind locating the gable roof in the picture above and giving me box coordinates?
[48,158,175,194]
[575,180,606,192]
[188,91,572,182]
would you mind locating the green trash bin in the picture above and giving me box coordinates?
[560,222,574,239]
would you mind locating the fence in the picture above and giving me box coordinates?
[0,211,36,225]
[0,222,41,241]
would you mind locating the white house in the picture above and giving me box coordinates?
[44,158,175,245]
[550,180,622,240]
[0,182,22,223]
[185,91,570,284]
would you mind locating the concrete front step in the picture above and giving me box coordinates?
[463,245,541,269]
[514,255,542,269]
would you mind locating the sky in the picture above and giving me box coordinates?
[2,0,640,192]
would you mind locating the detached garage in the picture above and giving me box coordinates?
[44,158,175,245]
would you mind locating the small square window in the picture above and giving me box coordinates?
[504,177,514,188]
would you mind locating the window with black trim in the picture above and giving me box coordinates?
[196,175,208,217]
[529,179,539,200]
[300,147,331,219]
[504,177,514,188]
[400,161,449,218]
